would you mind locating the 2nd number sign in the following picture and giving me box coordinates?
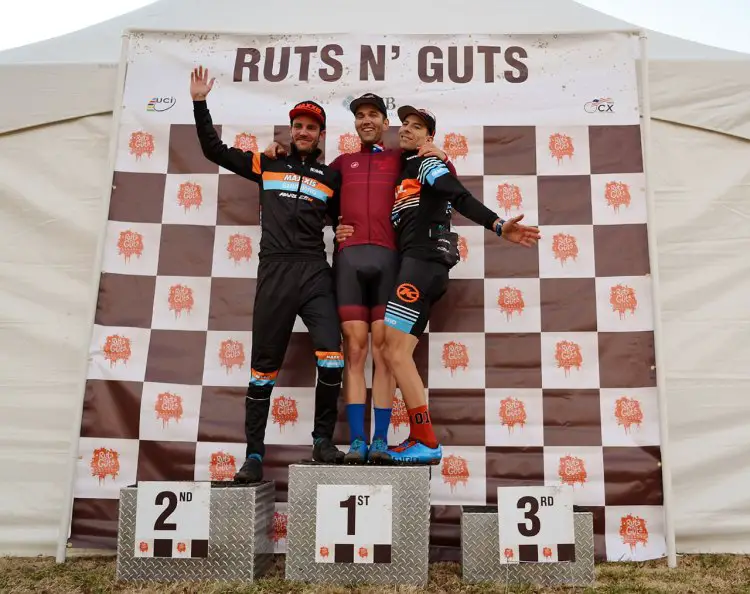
[134,481,211,559]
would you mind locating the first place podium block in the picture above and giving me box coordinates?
[116,481,275,582]
[285,463,431,586]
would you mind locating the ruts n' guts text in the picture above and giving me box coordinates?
[233,44,529,84]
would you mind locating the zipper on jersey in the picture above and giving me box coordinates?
[294,157,305,251]
[366,150,371,243]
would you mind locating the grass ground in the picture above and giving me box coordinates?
[1,554,749,594]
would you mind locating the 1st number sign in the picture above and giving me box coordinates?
[315,484,393,564]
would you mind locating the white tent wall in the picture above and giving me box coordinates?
[0,114,113,556]
[1,0,749,558]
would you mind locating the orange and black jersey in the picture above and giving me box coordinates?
[391,151,501,262]
[193,100,341,261]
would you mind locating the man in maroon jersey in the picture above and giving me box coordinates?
[264,93,453,464]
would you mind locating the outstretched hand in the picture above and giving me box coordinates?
[498,215,541,247]
[190,65,215,100]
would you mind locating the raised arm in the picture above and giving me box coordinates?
[190,66,262,183]
[417,157,500,231]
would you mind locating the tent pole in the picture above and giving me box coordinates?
[638,30,678,570]
[55,32,131,564]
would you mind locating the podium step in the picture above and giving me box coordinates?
[461,507,595,586]
[116,481,275,582]
[285,463,432,586]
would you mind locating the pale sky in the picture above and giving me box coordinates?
[0,0,748,54]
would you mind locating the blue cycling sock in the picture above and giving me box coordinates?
[373,407,393,441]
[346,403,366,442]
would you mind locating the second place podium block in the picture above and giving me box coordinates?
[285,463,432,586]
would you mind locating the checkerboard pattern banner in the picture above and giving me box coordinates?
[70,30,666,562]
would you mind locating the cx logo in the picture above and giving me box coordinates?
[396,283,419,303]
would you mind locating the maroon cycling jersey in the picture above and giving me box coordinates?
[330,144,455,252]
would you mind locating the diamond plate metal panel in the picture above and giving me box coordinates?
[285,463,431,586]
[461,508,595,586]
[116,481,275,582]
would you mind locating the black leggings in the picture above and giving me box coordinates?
[244,258,343,458]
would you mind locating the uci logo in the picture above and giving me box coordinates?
[146,96,176,112]
[396,283,419,303]
[584,98,614,113]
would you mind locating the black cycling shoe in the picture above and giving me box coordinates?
[312,437,345,464]
[234,455,263,483]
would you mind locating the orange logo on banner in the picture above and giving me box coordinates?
[543,547,553,559]
[442,341,469,375]
[441,454,470,491]
[90,447,120,484]
[103,334,132,367]
[129,131,155,160]
[549,133,574,163]
[338,133,361,154]
[552,233,579,265]
[272,511,288,543]
[442,132,469,160]
[219,339,245,373]
[234,132,259,153]
[555,340,583,376]
[358,547,369,559]
[614,396,644,433]
[271,395,299,431]
[139,541,149,553]
[227,233,252,264]
[168,284,194,318]
[605,181,632,212]
[504,548,514,560]
[620,514,649,551]
[497,286,525,321]
[610,284,638,319]
[209,451,236,481]
[390,392,409,429]
[155,392,183,427]
[396,283,419,303]
[457,236,469,261]
[496,183,523,216]
[117,229,144,262]
[558,455,587,486]
[177,181,203,212]
[499,397,527,432]
[320,546,330,559]
[176,542,187,554]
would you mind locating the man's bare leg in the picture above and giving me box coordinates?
[342,320,370,463]
[368,320,396,461]
[381,326,442,465]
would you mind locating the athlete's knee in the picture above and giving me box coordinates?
[383,329,411,368]
[342,325,369,370]
[246,367,279,400]
[316,350,344,386]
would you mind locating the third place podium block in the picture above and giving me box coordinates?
[285,462,431,586]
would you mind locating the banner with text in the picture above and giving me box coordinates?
[72,30,665,563]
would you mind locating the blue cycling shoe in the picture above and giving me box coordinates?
[367,437,390,464]
[343,437,368,464]
[381,439,443,465]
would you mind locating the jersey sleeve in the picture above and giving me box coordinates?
[417,157,500,231]
[328,154,343,172]
[193,100,263,183]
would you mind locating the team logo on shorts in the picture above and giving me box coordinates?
[396,283,419,303]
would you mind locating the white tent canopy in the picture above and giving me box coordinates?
[1,0,749,558]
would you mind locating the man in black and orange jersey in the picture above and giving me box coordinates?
[336,106,541,465]
[190,65,345,483]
